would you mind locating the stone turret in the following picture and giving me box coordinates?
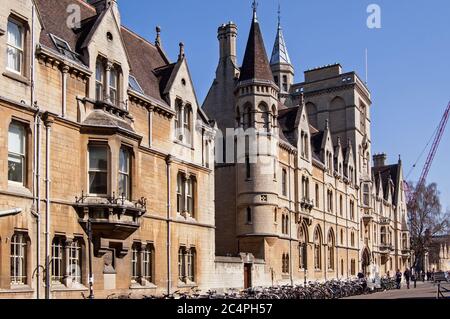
[234,4,280,254]
[270,6,294,100]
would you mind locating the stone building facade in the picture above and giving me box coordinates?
[0,0,217,298]
[425,235,450,272]
[203,4,411,286]
[0,0,412,299]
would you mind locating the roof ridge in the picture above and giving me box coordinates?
[121,25,158,49]
[74,0,97,12]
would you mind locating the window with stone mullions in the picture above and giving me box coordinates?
[8,122,26,184]
[109,68,118,106]
[51,237,64,284]
[88,145,108,195]
[95,60,104,101]
[118,147,131,200]
[68,241,81,284]
[10,233,27,285]
[142,246,153,283]
[7,19,24,74]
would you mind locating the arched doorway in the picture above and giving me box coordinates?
[362,249,371,276]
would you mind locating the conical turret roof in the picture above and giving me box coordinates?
[239,13,274,83]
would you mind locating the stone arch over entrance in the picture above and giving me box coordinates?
[362,248,371,276]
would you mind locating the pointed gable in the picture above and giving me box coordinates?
[239,15,273,82]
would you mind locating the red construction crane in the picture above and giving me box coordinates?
[406,101,450,204]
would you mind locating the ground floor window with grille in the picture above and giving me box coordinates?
[68,240,82,285]
[51,237,64,284]
[51,237,84,287]
[10,233,28,285]
[178,246,196,284]
[131,243,155,286]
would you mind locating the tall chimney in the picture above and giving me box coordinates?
[218,22,237,65]
[373,153,387,168]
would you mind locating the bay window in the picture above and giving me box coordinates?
[7,19,24,74]
[88,145,108,195]
[118,147,131,200]
[8,122,26,185]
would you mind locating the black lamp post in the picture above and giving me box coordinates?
[87,219,94,299]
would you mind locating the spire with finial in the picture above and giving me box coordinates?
[252,0,258,21]
[155,26,161,47]
[278,1,281,29]
[239,0,274,83]
[325,119,329,130]
[270,1,292,66]
[178,42,185,60]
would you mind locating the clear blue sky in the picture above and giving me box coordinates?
[118,0,450,211]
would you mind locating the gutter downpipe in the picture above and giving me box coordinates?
[34,110,41,299]
[288,152,293,286]
[44,116,52,299]
[166,155,173,295]
[30,2,40,300]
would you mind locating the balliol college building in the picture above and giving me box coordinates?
[0,0,410,299]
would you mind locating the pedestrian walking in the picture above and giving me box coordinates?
[411,269,417,288]
[395,269,402,289]
[404,268,411,289]
[421,270,425,282]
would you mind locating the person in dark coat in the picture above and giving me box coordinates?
[404,268,411,289]
[411,269,417,288]
[395,269,402,289]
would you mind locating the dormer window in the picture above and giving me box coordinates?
[95,57,122,107]
[50,34,78,61]
[301,131,309,158]
[129,75,143,94]
[95,60,104,101]
[109,68,118,106]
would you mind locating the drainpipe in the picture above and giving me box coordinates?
[61,65,69,118]
[30,4,35,108]
[288,153,293,286]
[166,155,173,295]
[35,110,41,299]
[44,116,53,299]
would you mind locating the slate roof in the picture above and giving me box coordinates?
[278,107,298,146]
[373,164,400,201]
[34,0,173,105]
[270,24,291,66]
[239,15,274,83]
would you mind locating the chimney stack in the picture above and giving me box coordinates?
[373,153,387,168]
[218,22,237,65]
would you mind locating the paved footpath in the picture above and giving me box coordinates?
[344,282,450,299]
